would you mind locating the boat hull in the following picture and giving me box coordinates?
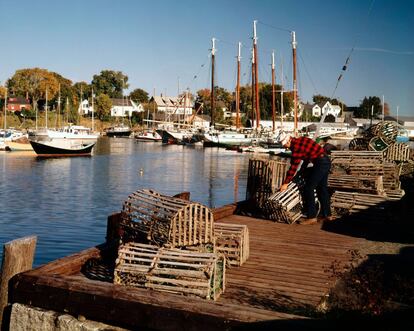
[29,140,96,156]
[105,130,131,137]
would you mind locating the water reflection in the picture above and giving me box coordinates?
[0,138,250,266]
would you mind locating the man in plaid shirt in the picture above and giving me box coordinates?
[279,133,334,225]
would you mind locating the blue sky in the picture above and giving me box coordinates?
[0,0,413,115]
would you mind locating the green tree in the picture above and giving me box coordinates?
[91,70,128,98]
[129,88,149,103]
[95,94,112,120]
[356,96,382,119]
[7,68,60,111]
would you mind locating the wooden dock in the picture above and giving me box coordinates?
[8,206,366,330]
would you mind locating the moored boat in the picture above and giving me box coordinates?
[134,130,162,142]
[29,139,96,156]
[105,124,132,137]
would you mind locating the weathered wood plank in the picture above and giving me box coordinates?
[0,236,37,328]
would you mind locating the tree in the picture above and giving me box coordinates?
[356,96,382,119]
[95,94,112,120]
[7,68,59,111]
[129,88,149,103]
[72,82,91,112]
[91,70,128,99]
[50,72,73,113]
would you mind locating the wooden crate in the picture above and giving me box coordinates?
[265,182,304,224]
[330,151,384,175]
[114,243,225,300]
[246,157,290,209]
[328,175,384,195]
[214,223,249,267]
[331,191,390,219]
[121,189,214,247]
[385,143,411,162]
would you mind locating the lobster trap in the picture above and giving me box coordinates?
[214,223,249,267]
[114,242,225,300]
[120,189,214,247]
[246,157,290,209]
[264,180,319,224]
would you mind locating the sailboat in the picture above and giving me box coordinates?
[29,88,97,156]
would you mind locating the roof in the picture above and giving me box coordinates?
[8,96,30,105]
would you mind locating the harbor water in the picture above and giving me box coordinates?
[0,138,250,267]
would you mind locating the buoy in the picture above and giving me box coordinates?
[139,168,144,175]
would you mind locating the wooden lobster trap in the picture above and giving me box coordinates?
[120,189,214,247]
[328,175,384,195]
[214,223,249,267]
[114,243,225,300]
[331,191,391,220]
[246,157,290,209]
[264,182,306,224]
[384,143,411,162]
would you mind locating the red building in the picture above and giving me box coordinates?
[7,96,31,112]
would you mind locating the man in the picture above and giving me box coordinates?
[279,132,334,225]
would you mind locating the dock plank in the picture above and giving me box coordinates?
[9,213,365,330]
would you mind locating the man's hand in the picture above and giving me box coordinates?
[280,183,289,192]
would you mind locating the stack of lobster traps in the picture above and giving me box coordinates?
[329,147,408,219]
[109,188,249,300]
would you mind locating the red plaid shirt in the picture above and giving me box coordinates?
[283,136,325,184]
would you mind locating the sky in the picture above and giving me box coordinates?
[0,0,413,116]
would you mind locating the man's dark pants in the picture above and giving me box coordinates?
[303,156,331,218]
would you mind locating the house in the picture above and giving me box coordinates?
[185,114,211,130]
[110,98,143,117]
[150,95,193,115]
[311,101,341,118]
[7,96,31,112]
[78,99,94,115]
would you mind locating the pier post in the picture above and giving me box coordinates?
[0,235,37,329]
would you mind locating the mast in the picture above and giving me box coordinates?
[253,20,260,129]
[57,84,61,128]
[236,42,241,129]
[3,88,7,130]
[211,37,216,127]
[45,88,48,129]
[91,87,95,131]
[291,31,298,136]
[66,97,69,125]
[251,47,255,128]
[281,58,284,130]
[271,50,276,132]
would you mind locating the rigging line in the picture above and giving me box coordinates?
[330,0,376,99]
[297,49,318,95]
[257,20,292,33]
[187,52,210,86]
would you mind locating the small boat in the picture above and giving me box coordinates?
[105,124,132,138]
[134,130,162,142]
[203,130,254,147]
[29,139,96,156]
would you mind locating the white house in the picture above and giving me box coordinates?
[151,95,193,115]
[78,99,94,115]
[110,98,143,117]
[311,101,341,118]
